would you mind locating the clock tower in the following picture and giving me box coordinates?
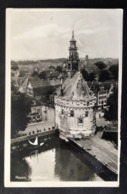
[67,30,80,77]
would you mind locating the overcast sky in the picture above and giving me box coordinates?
[8,9,122,60]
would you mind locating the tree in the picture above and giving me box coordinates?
[31,70,38,77]
[99,70,111,82]
[109,65,118,80]
[11,81,18,94]
[55,65,63,73]
[11,64,19,71]
[48,65,55,70]
[104,87,118,121]
[11,93,32,138]
[95,61,107,70]
[39,71,47,79]
[62,69,67,77]
[80,68,88,80]
[87,72,96,81]
[19,71,25,77]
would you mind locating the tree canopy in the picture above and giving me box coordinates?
[55,65,63,73]
[80,68,88,80]
[104,87,118,121]
[99,70,111,82]
[80,68,95,81]
[11,64,19,71]
[95,61,107,70]
[109,65,118,80]
[48,65,55,70]
[31,70,39,77]
[87,72,96,81]
[11,92,32,138]
[39,71,47,79]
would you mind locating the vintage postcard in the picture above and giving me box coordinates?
[5,9,123,187]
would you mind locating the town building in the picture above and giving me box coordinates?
[88,82,114,108]
[19,77,61,102]
[54,72,96,141]
[19,76,61,123]
[54,31,96,141]
[28,100,42,123]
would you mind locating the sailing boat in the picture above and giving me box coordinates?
[28,136,44,148]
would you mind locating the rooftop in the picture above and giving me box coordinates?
[56,72,96,101]
[29,77,50,88]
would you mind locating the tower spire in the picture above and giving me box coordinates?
[72,30,74,39]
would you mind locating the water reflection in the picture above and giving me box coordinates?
[11,156,32,181]
[54,140,102,181]
[11,136,103,182]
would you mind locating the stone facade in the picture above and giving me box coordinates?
[88,82,114,108]
[28,105,42,123]
[97,86,107,107]
[55,98,96,140]
[54,72,96,141]
[54,31,97,141]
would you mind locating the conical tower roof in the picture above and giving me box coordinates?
[57,72,96,101]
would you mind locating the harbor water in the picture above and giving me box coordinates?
[11,135,106,182]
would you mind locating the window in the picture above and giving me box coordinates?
[32,108,36,113]
[37,108,40,113]
[99,96,106,100]
[78,117,83,125]
[87,102,89,106]
[70,110,74,117]
[85,111,88,117]
[68,63,71,70]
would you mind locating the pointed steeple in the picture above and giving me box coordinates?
[72,30,74,39]
[70,29,75,41]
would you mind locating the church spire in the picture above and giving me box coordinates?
[72,30,74,39]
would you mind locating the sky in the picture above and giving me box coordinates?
[8,9,122,60]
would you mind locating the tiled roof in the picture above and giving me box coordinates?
[29,77,51,88]
[56,72,96,101]
[87,81,114,95]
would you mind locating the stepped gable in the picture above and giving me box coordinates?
[57,72,96,101]
[87,81,114,95]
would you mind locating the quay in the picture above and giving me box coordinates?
[11,128,58,145]
[69,132,118,179]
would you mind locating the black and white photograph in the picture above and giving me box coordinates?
[5,9,122,187]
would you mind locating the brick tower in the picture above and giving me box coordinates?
[67,30,80,77]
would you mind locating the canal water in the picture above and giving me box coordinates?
[11,135,105,182]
